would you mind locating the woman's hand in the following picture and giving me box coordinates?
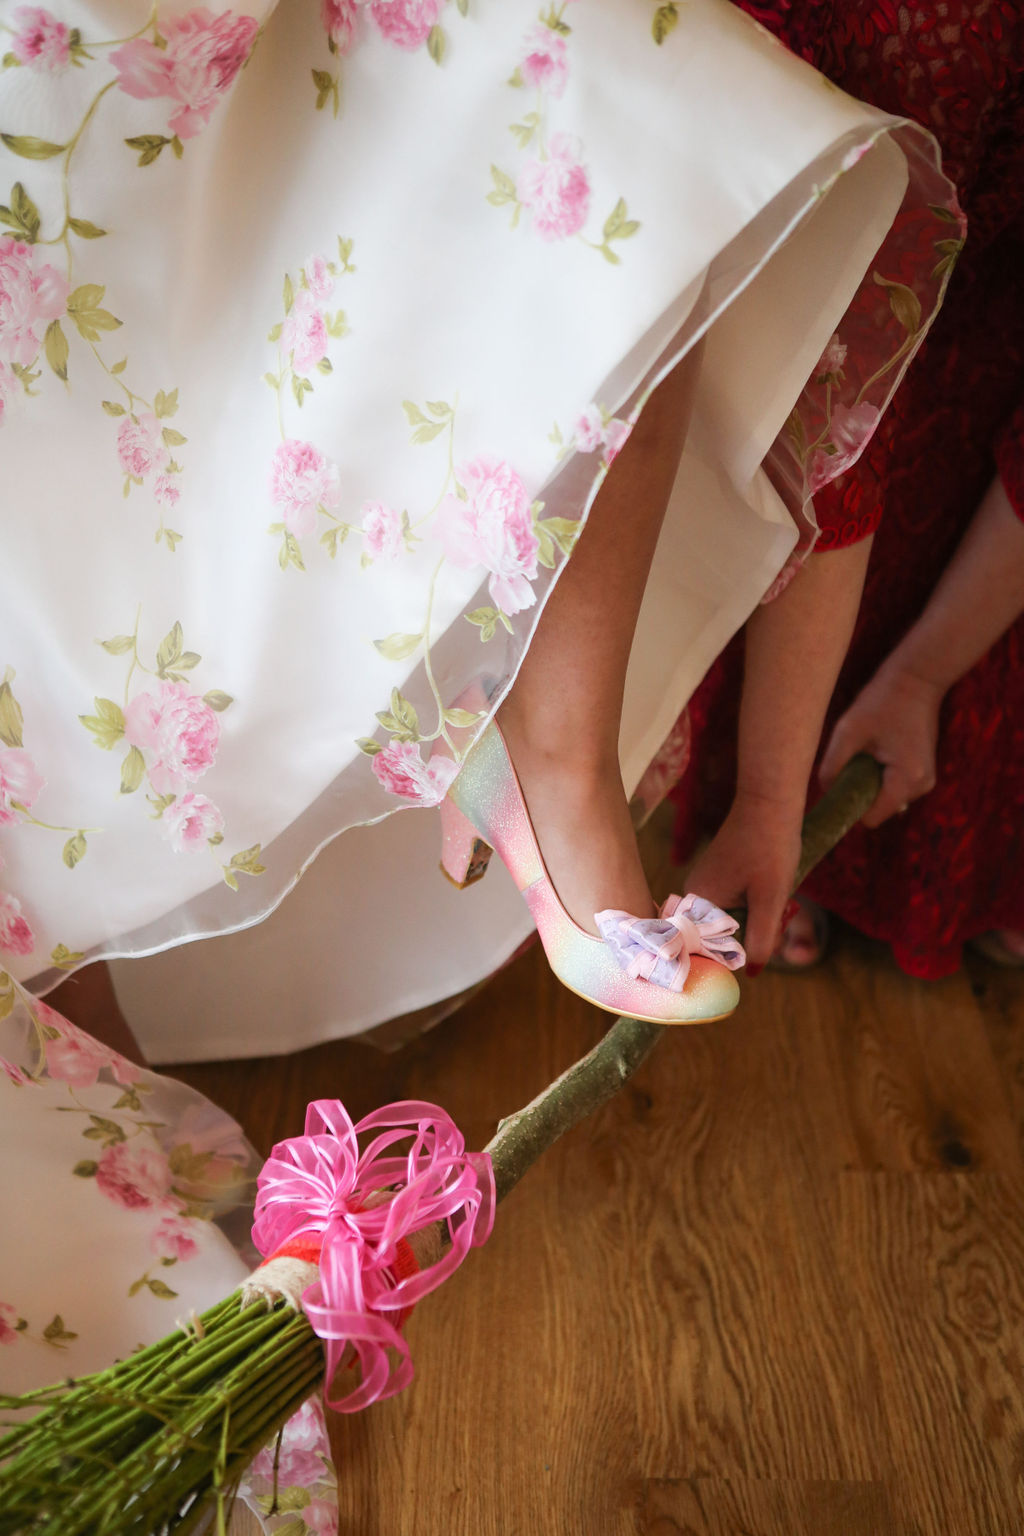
[818,661,943,827]
[684,788,804,971]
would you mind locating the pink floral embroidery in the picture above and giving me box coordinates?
[436,457,539,615]
[116,413,167,480]
[371,740,458,805]
[281,290,329,375]
[95,1141,173,1211]
[369,0,441,50]
[304,1502,339,1535]
[808,402,881,493]
[153,473,181,509]
[150,1213,200,1262]
[0,746,46,826]
[0,1057,30,1086]
[10,7,70,72]
[0,1302,22,1346]
[516,133,590,242]
[161,791,224,852]
[573,405,605,455]
[304,255,335,302]
[0,892,34,957]
[248,1398,331,1488]
[322,0,359,53]
[0,242,69,368]
[361,502,403,561]
[0,360,14,426]
[43,1017,136,1090]
[603,416,632,465]
[111,9,259,142]
[519,23,568,96]
[815,333,848,380]
[124,682,220,796]
[270,439,341,539]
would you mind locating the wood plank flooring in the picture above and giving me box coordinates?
[173,815,1024,1536]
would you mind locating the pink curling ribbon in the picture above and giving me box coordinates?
[252,1099,494,1413]
[594,892,745,993]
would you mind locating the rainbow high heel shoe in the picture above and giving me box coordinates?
[438,721,743,1025]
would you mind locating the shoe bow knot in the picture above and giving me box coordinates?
[595,893,745,993]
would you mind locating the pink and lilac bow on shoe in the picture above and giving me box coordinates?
[594,893,745,993]
[252,1098,494,1412]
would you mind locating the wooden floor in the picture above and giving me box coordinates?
[173,814,1024,1536]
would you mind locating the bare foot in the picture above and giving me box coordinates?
[496,709,654,936]
[48,961,148,1065]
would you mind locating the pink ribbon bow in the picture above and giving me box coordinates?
[594,892,745,992]
[252,1099,494,1412]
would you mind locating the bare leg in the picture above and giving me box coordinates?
[498,346,701,934]
[48,961,148,1065]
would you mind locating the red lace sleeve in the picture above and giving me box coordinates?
[996,401,1024,523]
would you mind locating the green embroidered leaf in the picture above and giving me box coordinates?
[124,134,171,167]
[0,181,41,241]
[279,531,305,572]
[320,525,347,558]
[356,737,382,756]
[62,831,87,869]
[100,634,134,655]
[928,203,961,223]
[375,689,420,741]
[203,690,234,712]
[411,421,446,444]
[227,844,267,878]
[443,707,483,728]
[534,522,556,569]
[42,1315,78,1346]
[0,678,24,748]
[326,309,348,337]
[146,1277,178,1300]
[425,399,452,419]
[373,632,423,662]
[402,400,428,426]
[317,356,333,375]
[169,1143,213,1181]
[110,357,128,374]
[0,972,16,1023]
[872,271,921,336]
[465,606,499,643]
[44,319,69,382]
[539,515,580,556]
[120,745,146,795]
[160,423,187,444]
[51,944,85,970]
[84,1114,125,1147]
[487,165,518,207]
[456,0,468,14]
[171,136,184,160]
[101,399,125,416]
[510,112,540,150]
[652,3,679,44]
[112,1086,142,1112]
[1,133,66,160]
[283,272,295,314]
[602,197,640,242]
[427,23,446,63]
[79,697,125,750]
[508,65,524,87]
[162,528,183,552]
[68,216,106,239]
[147,793,176,819]
[154,387,179,418]
[73,1160,98,1178]
[337,236,355,271]
[155,621,184,675]
[68,283,105,313]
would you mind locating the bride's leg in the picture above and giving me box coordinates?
[498,345,702,934]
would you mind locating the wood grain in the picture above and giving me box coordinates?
[177,813,1024,1536]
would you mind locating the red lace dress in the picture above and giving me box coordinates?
[672,0,1024,978]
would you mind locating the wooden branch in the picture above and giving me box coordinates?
[484,753,881,1204]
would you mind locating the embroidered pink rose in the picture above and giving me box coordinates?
[270,439,341,539]
[519,23,568,96]
[41,1006,140,1087]
[96,1141,173,1211]
[808,402,881,493]
[304,1501,340,1535]
[161,791,224,852]
[0,1302,23,1346]
[0,747,45,826]
[369,0,441,50]
[111,8,259,141]
[249,1398,330,1488]
[281,290,329,376]
[150,1214,200,1262]
[361,502,404,561]
[124,682,221,796]
[814,333,847,380]
[153,473,181,509]
[304,254,335,303]
[517,133,590,242]
[603,416,632,465]
[117,413,167,480]
[573,405,605,455]
[0,892,34,957]
[436,456,539,615]
[0,241,68,368]
[371,740,458,805]
[10,7,71,71]
[322,0,359,52]
[1,1057,30,1086]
